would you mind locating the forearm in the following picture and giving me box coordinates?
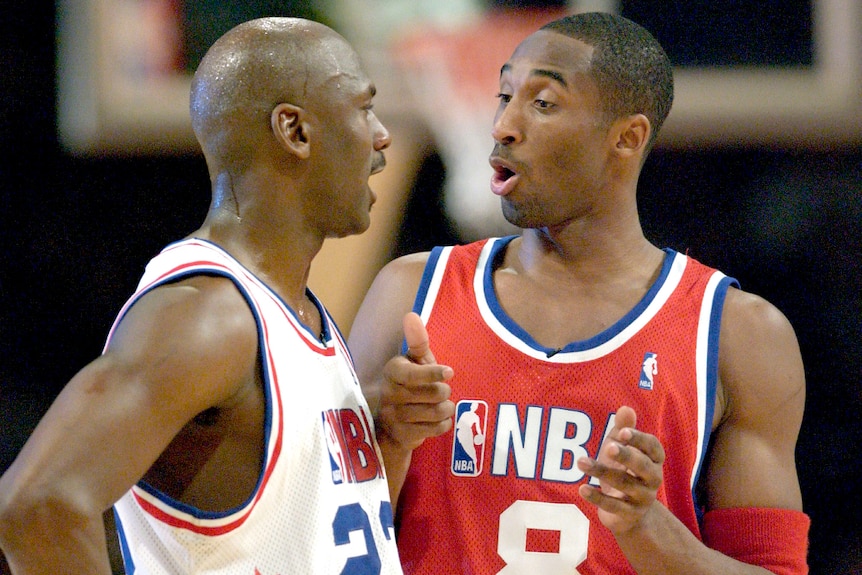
[0,505,113,575]
[376,433,413,510]
[616,503,774,575]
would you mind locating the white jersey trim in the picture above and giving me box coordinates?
[691,270,734,493]
[472,238,688,362]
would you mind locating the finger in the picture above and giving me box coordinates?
[379,402,455,446]
[403,312,435,364]
[383,418,454,446]
[384,377,452,404]
[617,427,666,467]
[603,442,664,491]
[577,455,653,500]
[579,483,622,506]
[383,356,453,392]
[578,483,636,515]
[605,406,665,480]
[613,405,637,432]
[578,454,636,487]
[386,399,456,425]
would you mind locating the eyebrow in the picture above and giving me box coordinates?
[500,64,568,88]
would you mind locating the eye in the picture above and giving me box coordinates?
[535,99,554,110]
[496,93,512,105]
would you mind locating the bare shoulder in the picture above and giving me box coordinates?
[703,287,806,510]
[350,251,431,341]
[716,285,805,431]
[722,286,797,336]
[107,273,259,409]
[348,252,432,403]
[374,252,433,288]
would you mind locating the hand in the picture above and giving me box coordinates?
[377,313,455,451]
[576,406,666,536]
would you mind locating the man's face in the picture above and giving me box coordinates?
[489,30,614,231]
[306,38,390,239]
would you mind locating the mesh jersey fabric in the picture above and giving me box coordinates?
[396,236,737,575]
[110,239,402,575]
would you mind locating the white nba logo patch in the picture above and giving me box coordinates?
[451,400,488,477]
[639,352,658,390]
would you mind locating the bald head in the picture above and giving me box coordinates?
[189,17,356,173]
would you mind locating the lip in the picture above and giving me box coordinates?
[370,153,386,176]
[489,156,519,196]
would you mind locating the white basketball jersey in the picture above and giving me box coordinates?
[110,239,402,575]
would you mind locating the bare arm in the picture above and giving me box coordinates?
[577,288,806,574]
[0,276,258,574]
[703,289,804,512]
[348,254,454,508]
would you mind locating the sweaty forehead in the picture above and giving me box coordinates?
[314,35,368,90]
[503,30,594,80]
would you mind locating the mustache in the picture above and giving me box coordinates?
[490,143,512,161]
[489,144,517,171]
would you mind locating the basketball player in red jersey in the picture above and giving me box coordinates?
[349,12,809,575]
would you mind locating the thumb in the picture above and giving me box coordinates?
[403,312,436,365]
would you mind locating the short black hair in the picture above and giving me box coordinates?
[541,12,673,150]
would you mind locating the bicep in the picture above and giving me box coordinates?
[704,289,805,511]
[5,277,258,512]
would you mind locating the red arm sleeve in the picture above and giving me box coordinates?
[702,507,810,575]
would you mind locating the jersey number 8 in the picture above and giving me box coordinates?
[498,500,589,574]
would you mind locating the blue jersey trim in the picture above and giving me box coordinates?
[114,508,135,574]
[404,246,447,354]
[482,242,678,355]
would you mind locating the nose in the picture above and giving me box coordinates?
[491,106,522,146]
[373,115,391,151]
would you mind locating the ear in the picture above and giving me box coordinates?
[613,113,651,159]
[271,103,311,159]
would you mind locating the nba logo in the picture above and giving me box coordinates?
[451,400,488,477]
[639,352,658,390]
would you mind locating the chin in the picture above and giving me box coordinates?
[332,217,370,239]
[501,203,526,228]
[353,218,371,236]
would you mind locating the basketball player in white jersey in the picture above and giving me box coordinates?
[0,17,402,574]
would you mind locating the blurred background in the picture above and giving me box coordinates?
[1,1,860,573]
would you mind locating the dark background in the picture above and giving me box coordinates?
[1,2,860,574]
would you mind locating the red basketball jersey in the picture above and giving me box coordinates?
[397,237,737,575]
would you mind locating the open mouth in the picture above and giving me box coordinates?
[490,157,517,181]
[490,159,519,195]
[494,165,515,182]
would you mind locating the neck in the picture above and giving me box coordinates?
[193,208,322,310]
[510,209,663,288]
